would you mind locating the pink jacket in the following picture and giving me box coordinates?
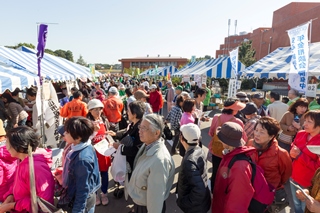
[4,148,55,212]
[0,145,18,202]
[180,112,195,126]
[208,114,247,154]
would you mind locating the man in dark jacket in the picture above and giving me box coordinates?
[177,123,211,213]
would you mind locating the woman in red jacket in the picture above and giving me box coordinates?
[212,122,255,213]
[149,84,163,114]
[247,117,292,212]
[289,110,320,213]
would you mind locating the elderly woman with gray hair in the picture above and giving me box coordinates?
[127,114,175,213]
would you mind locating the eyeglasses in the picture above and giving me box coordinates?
[138,125,149,132]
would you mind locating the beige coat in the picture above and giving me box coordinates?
[279,111,304,137]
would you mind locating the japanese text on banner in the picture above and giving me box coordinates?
[287,22,310,92]
[229,47,239,79]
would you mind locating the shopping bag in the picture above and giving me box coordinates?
[111,145,126,183]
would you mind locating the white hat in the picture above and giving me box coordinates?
[166,81,172,85]
[109,86,118,94]
[307,145,320,155]
[150,84,157,89]
[87,99,104,111]
[180,123,201,145]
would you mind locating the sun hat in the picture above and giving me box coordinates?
[217,122,245,148]
[134,90,149,100]
[223,99,246,111]
[87,99,104,111]
[180,123,201,145]
[241,102,258,115]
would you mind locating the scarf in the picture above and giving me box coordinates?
[62,140,91,187]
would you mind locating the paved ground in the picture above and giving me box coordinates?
[95,105,295,213]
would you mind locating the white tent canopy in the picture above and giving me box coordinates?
[241,42,320,79]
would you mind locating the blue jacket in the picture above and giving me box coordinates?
[66,145,101,213]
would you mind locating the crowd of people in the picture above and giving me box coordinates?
[1,76,320,213]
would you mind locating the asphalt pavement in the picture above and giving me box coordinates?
[95,104,294,213]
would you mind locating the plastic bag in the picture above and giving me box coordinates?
[111,145,126,183]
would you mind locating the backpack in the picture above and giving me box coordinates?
[211,116,234,158]
[227,154,275,213]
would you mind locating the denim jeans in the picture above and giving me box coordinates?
[290,178,306,213]
[100,171,109,194]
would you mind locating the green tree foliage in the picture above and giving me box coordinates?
[44,49,56,56]
[5,43,35,49]
[76,55,87,66]
[239,40,256,67]
[54,49,74,62]
[17,43,35,49]
[65,50,74,62]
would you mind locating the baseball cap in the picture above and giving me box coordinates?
[241,102,258,115]
[166,81,172,85]
[95,81,100,85]
[175,85,183,91]
[109,86,118,94]
[134,90,149,100]
[180,123,201,145]
[252,93,264,99]
[217,122,245,148]
[87,99,104,111]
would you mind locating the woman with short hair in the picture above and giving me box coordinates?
[57,117,100,213]
[278,98,309,152]
[247,116,292,212]
[289,110,320,213]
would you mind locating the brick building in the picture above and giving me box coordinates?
[215,2,320,60]
[119,55,189,72]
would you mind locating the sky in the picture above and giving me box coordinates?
[0,0,319,65]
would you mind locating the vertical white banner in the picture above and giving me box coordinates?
[229,47,239,78]
[227,79,237,99]
[287,22,310,92]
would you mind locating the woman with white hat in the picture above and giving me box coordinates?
[87,99,111,206]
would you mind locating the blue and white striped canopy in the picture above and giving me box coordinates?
[0,46,75,81]
[18,46,102,78]
[241,42,320,79]
[173,57,245,78]
[140,66,178,76]
[0,64,37,93]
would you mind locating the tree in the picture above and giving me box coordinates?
[17,43,35,49]
[238,40,256,67]
[65,50,74,62]
[54,49,66,59]
[45,49,56,56]
[77,55,87,66]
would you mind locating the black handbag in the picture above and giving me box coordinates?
[163,123,173,140]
